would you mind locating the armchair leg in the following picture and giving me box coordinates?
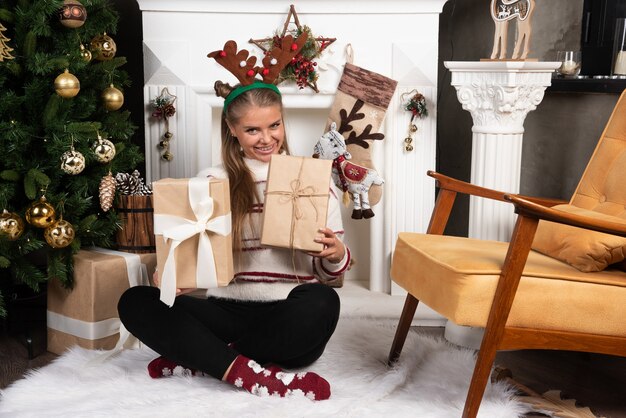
[388,293,419,365]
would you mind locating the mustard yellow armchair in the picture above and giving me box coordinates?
[388,91,626,418]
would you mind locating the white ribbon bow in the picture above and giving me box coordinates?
[154,177,231,307]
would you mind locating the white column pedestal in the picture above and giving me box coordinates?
[442,61,560,347]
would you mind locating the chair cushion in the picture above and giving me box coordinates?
[391,233,626,337]
[531,204,626,272]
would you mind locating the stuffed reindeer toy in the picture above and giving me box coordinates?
[313,122,384,219]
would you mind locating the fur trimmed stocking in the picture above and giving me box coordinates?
[224,355,331,400]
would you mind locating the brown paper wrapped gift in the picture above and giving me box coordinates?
[261,154,332,252]
[153,177,233,307]
[47,248,156,355]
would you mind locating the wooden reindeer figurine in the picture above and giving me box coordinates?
[490,0,535,60]
[313,122,384,219]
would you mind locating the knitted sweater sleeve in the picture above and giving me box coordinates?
[312,182,351,281]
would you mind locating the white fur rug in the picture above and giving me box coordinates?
[0,319,529,418]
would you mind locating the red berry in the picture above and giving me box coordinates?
[247,69,255,77]
[291,43,298,51]
[262,68,270,76]
[219,50,226,57]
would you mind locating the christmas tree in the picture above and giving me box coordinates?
[0,0,143,316]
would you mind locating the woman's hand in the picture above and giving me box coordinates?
[152,270,195,296]
[308,227,345,264]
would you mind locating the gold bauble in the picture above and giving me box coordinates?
[25,197,57,228]
[59,0,87,29]
[44,219,75,249]
[80,44,92,62]
[90,33,116,61]
[54,69,80,98]
[0,210,25,240]
[60,148,86,175]
[102,84,124,111]
[92,137,116,163]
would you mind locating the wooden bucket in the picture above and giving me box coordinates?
[115,195,155,253]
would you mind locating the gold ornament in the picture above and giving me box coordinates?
[0,210,25,240]
[99,171,116,212]
[54,69,80,98]
[60,147,86,175]
[0,23,15,62]
[44,218,75,248]
[102,84,124,111]
[59,0,87,29]
[80,44,92,62]
[92,135,116,163]
[90,33,116,61]
[25,196,56,228]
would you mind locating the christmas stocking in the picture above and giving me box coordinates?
[325,62,398,217]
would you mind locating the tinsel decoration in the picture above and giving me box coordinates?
[0,210,25,240]
[115,170,152,196]
[99,171,116,211]
[0,23,15,62]
[249,5,335,93]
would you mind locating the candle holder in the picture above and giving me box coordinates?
[556,50,581,78]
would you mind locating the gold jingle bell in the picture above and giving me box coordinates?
[410,124,418,133]
[0,210,25,240]
[405,144,414,152]
[161,151,173,161]
[92,137,116,163]
[44,219,75,249]
[54,69,80,99]
[26,197,57,228]
[90,33,116,61]
[59,0,87,29]
[102,84,124,111]
[60,148,86,175]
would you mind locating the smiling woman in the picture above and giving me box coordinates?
[226,102,285,163]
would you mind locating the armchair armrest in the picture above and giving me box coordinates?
[425,171,568,235]
[505,194,626,237]
[428,171,567,207]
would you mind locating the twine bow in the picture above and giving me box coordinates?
[265,158,327,276]
[154,178,231,307]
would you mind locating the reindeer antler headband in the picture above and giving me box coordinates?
[208,32,309,109]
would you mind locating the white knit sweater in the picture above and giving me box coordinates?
[196,157,350,301]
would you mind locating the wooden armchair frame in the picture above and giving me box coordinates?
[388,170,626,418]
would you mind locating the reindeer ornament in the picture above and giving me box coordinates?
[490,0,535,60]
[313,122,384,219]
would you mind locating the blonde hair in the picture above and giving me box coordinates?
[214,80,290,253]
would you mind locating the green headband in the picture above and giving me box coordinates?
[223,81,281,110]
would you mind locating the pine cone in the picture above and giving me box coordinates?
[99,172,116,212]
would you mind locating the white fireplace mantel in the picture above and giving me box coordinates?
[136,1,448,315]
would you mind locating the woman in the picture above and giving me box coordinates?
[118,80,350,401]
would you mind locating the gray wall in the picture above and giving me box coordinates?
[438,0,622,236]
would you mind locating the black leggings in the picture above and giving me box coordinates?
[117,283,340,379]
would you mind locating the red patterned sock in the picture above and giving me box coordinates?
[224,355,330,400]
[147,356,198,378]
